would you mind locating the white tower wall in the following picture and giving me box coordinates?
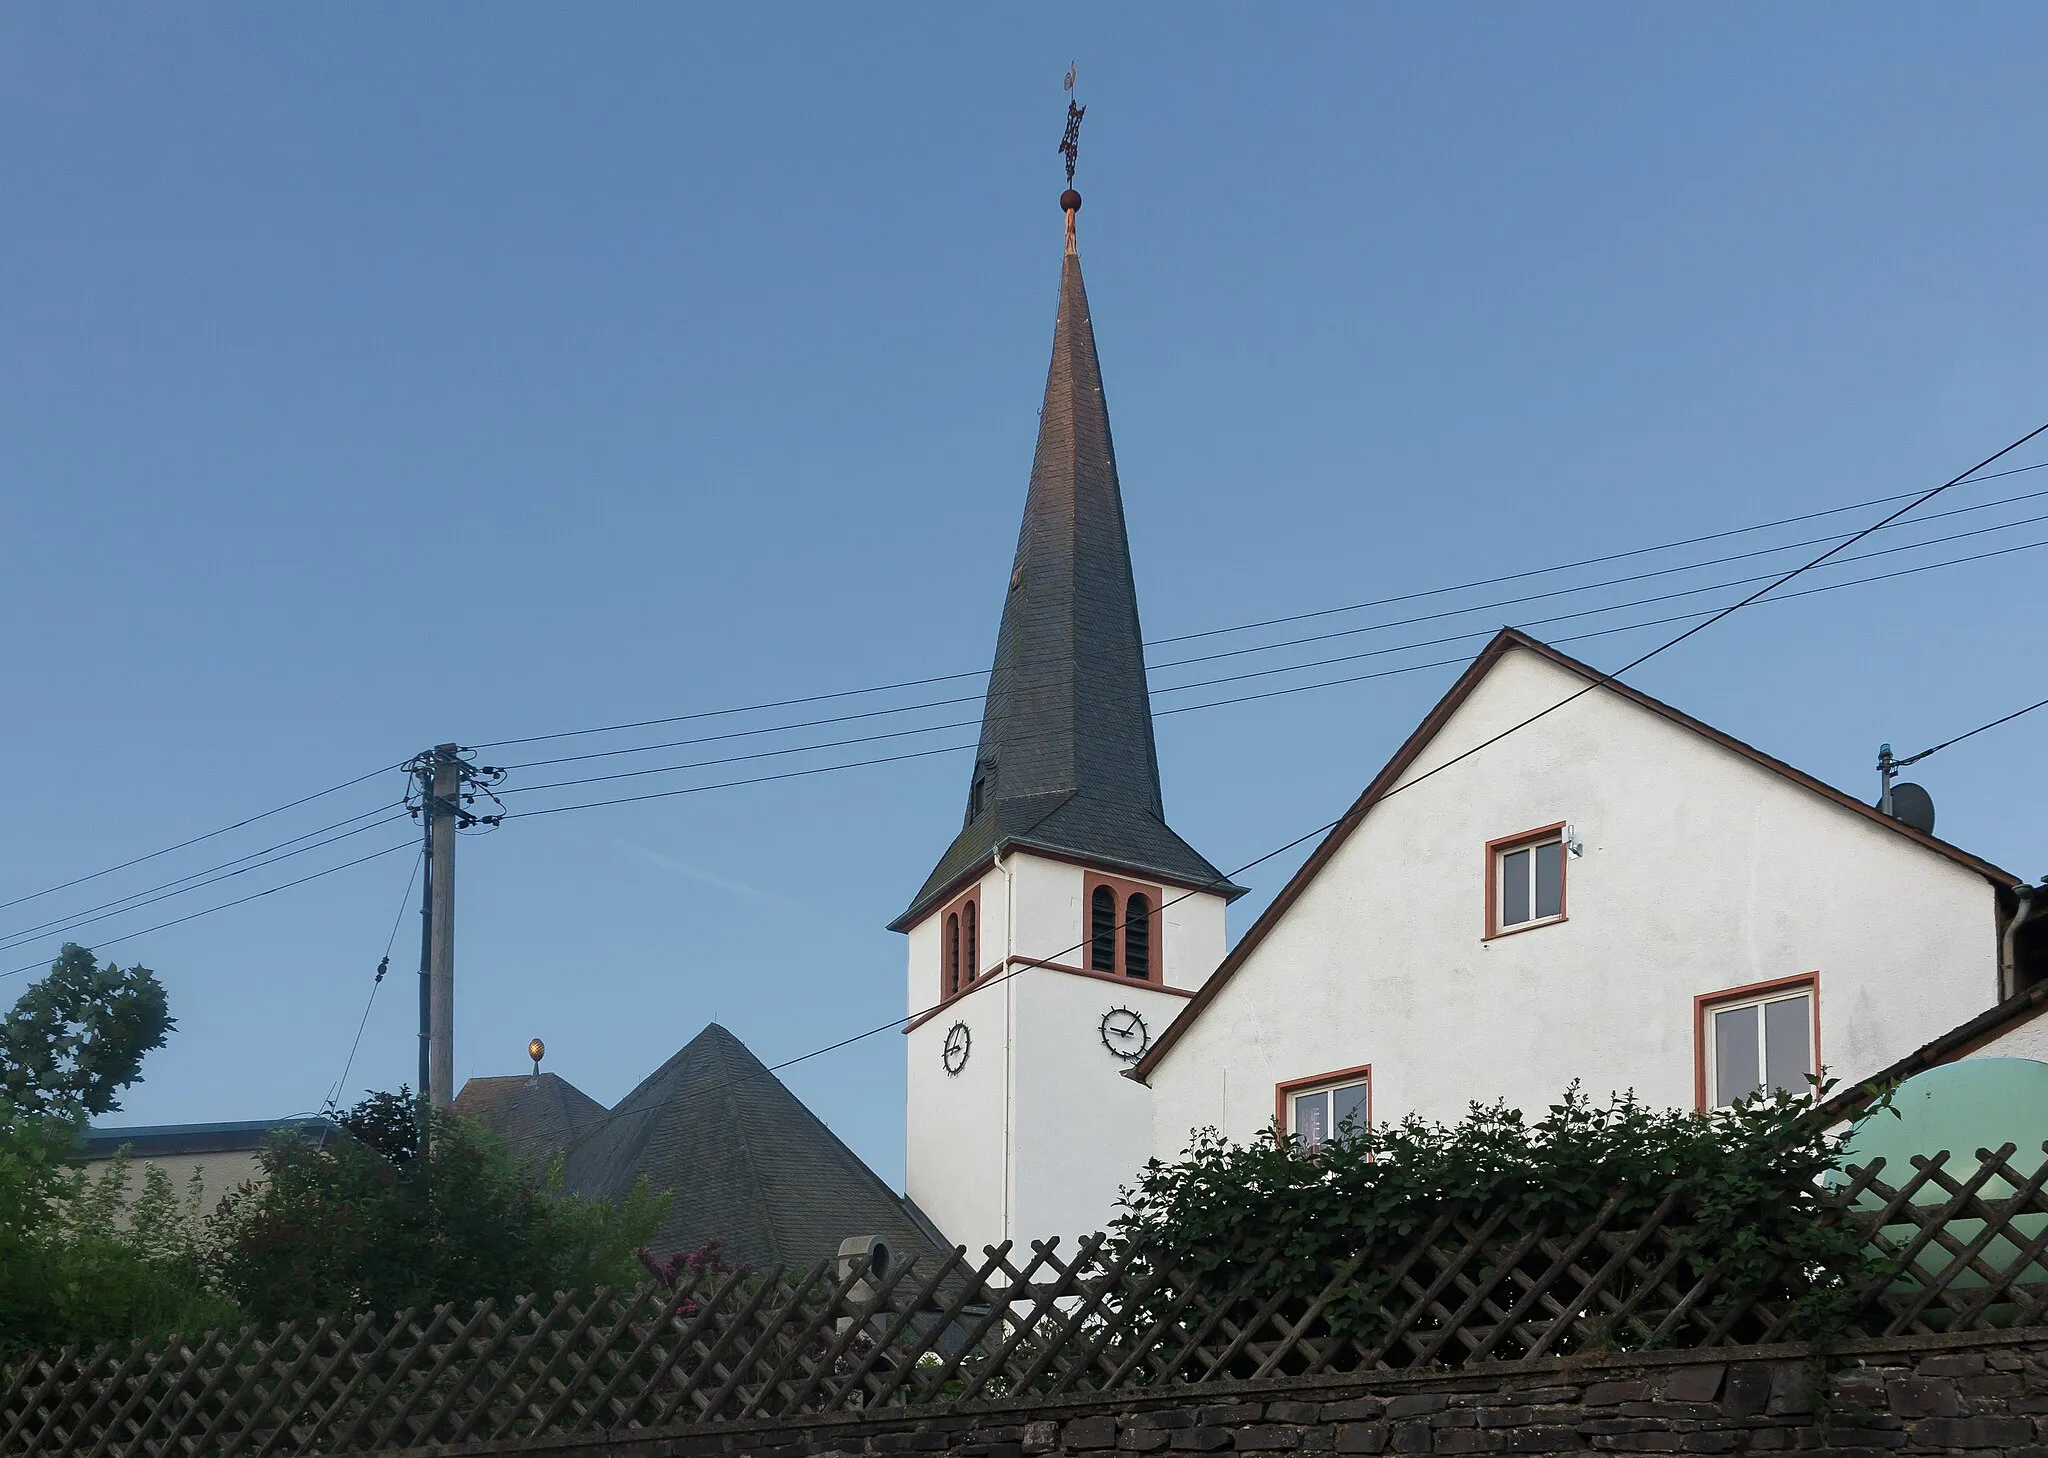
[905,851,1228,1256]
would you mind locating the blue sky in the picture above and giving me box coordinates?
[2,7,2044,1189]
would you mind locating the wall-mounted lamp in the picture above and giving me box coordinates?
[1563,824,1585,859]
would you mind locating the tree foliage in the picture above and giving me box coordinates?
[1115,1083,1889,1348]
[210,1090,668,1323]
[0,944,172,1119]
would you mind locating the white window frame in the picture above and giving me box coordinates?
[1283,1073,1371,1151]
[1700,981,1817,1109]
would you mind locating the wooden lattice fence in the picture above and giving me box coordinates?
[6,1143,2047,1457]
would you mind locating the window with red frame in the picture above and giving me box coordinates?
[1279,1069,1371,1151]
[1700,979,1816,1108]
[1487,824,1567,936]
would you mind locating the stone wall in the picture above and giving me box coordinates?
[429,1328,2048,1458]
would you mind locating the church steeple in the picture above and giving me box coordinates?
[892,192,1242,930]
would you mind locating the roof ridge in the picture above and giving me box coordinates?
[711,1027,784,1267]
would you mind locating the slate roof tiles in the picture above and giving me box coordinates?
[893,236,1240,929]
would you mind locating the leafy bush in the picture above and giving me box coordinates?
[1115,1083,1887,1353]
[2,1149,244,1351]
[210,1090,668,1322]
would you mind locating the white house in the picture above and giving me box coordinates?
[1134,629,2038,1155]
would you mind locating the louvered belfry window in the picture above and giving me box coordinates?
[946,913,961,996]
[1090,885,1117,972]
[963,900,978,983]
[1124,894,1151,980]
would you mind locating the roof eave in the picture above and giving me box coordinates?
[890,835,1248,935]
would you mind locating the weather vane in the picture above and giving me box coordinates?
[1060,63,1085,188]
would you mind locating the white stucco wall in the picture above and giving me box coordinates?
[1148,646,2003,1155]
[1008,968,1189,1240]
[906,850,1230,1253]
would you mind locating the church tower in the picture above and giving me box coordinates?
[891,186,1244,1256]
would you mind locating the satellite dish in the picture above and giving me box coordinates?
[1886,782,1936,835]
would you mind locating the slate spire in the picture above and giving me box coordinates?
[893,195,1241,929]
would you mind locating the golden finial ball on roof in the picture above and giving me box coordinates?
[1061,189,1082,214]
[528,1037,545,1074]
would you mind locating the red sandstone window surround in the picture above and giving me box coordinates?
[940,888,981,1001]
[1083,873,1160,983]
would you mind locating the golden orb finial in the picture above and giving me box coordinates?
[528,1037,545,1075]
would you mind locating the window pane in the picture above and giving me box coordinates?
[1332,1081,1368,1138]
[1502,848,1531,925]
[1534,841,1563,920]
[1714,1003,1760,1106]
[1293,1091,1330,1148]
[1763,995,1812,1097]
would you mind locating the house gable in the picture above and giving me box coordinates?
[1135,629,2020,1108]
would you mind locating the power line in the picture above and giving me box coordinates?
[764,417,2048,1074]
[0,802,408,950]
[16,527,2034,989]
[24,516,2028,978]
[1895,694,2048,769]
[15,461,2045,942]
[489,526,2048,805]
[1154,529,2048,704]
[0,762,401,916]
[509,744,973,821]
[0,812,413,955]
[1350,420,2048,820]
[0,841,418,981]
[12,448,2044,993]
[487,485,2048,779]
[1147,496,2048,676]
[471,463,2048,754]
[13,467,2037,945]
[325,850,423,1112]
[500,532,2048,826]
[1146,459,2048,649]
[1158,535,2048,720]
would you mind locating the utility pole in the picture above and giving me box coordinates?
[405,744,507,1119]
[415,768,435,1104]
[428,745,460,1109]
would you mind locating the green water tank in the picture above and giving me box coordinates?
[1842,1057,2048,1187]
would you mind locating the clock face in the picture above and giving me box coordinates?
[942,1021,971,1076]
[1099,1006,1150,1062]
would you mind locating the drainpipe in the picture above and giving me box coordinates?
[2001,881,2043,1001]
